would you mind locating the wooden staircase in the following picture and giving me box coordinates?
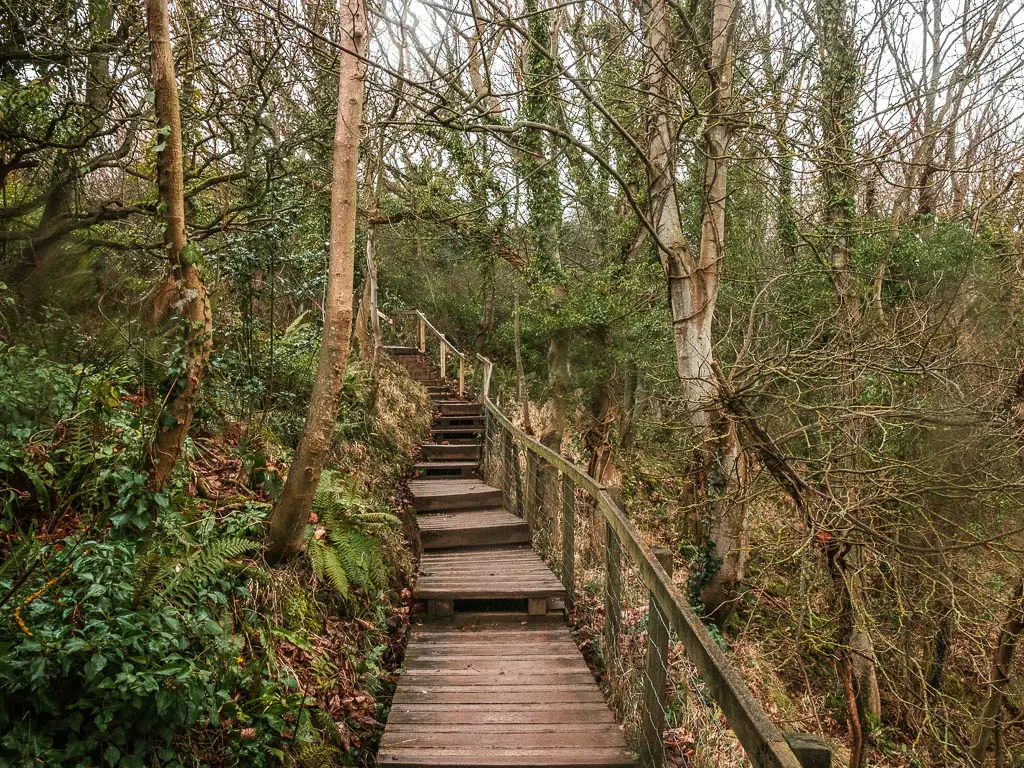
[378,345,634,767]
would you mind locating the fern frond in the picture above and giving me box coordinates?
[311,709,344,747]
[292,741,339,768]
[132,551,169,607]
[352,511,400,528]
[321,547,350,599]
[309,540,327,580]
[295,707,317,744]
[163,536,258,604]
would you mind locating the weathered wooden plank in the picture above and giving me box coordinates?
[399,673,598,686]
[392,689,607,705]
[419,508,531,549]
[385,722,617,732]
[420,443,481,461]
[411,480,502,511]
[380,731,629,748]
[387,708,610,720]
[387,708,618,725]
[377,747,634,767]
[639,549,673,768]
[562,473,575,603]
[407,651,585,663]
[413,461,480,479]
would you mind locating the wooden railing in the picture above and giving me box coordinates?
[385,310,472,398]
[385,311,830,768]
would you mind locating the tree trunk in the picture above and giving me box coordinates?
[514,287,533,435]
[266,0,367,563]
[542,330,570,450]
[144,0,214,492]
[521,0,568,452]
[641,0,745,626]
[971,575,1024,766]
[817,0,881,758]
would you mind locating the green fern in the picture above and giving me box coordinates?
[165,536,258,604]
[133,536,258,606]
[309,539,350,598]
[131,550,169,607]
[307,470,397,600]
[288,741,340,768]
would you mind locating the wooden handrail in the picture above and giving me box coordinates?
[479,379,805,768]
[392,314,818,768]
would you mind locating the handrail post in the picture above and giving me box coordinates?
[458,354,465,397]
[439,336,447,380]
[417,313,426,352]
[511,440,524,519]
[604,521,622,670]
[482,407,491,477]
[640,548,674,768]
[525,451,538,528]
[561,473,575,604]
[502,423,513,509]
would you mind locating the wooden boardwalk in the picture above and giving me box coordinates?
[378,347,633,768]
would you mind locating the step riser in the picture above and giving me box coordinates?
[422,524,531,550]
[414,490,503,512]
[415,465,479,479]
[421,446,481,461]
[431,431,481,442]
[433,417,484,429]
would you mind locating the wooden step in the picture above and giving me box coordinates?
[419,508,530,549]
[437,402,483,417]
[416,546,567,603]
[414,461,480,479]
[385,345,419,355]
[431,428,482,443]
[421,444,481,461]
[409,479,502,511]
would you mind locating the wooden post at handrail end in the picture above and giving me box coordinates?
[783,733,831,768]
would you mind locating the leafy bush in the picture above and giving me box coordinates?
[0,344,159,536]
[0,524,299,768]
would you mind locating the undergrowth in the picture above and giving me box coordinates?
[0,337,431,767]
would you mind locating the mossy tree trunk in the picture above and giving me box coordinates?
[266,0,367,563]
[816,0,881,762]
[144,0,214,491]
[521,0,569,451]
